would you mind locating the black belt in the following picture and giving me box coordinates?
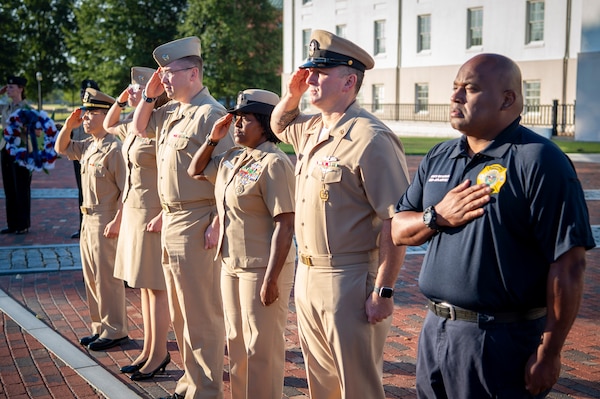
[428,301,547,324]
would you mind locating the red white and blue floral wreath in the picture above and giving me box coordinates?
[3,107,58,173]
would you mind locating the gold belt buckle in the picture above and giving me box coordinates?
[300,254,313,266]
[80,206,90,215]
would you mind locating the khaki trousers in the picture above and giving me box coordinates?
[221,260,295,399]
[80,211,127,339]
[162,206,225,399]
[295,259,391,399]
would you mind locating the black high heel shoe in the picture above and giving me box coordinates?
[130,353,170,381]
[120,360,146,374]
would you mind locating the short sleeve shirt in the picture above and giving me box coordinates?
[146,87,234,205]
[277,101,410,256]
[205,141,296,268]
[396,119,596,312]
[120,123,160,209]
[65,134,125,208]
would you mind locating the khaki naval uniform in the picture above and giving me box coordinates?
[146,87,233,399]
[113,123,165,289]
[276,101,410,399]
[65,134,128,340]
[205,142,296,399]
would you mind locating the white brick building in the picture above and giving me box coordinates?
[282,0,600,141]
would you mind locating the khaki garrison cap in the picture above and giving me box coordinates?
[228,89,280,116]
[131,67,155,86]
[300,29,375,72]
[152,36,201,67]
[80,88,115,110]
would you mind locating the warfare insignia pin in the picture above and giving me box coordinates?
[308,39,319,57]
[477,164,507,194]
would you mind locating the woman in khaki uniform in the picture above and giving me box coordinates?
[104,67,171,380]
[188,89,296,399]
[54,88,128,351]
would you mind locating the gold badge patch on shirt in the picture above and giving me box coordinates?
[477,164,507,194]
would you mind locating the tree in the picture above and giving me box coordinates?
[0,0,75,101]
[65,0,187,98]
[180,0,283,107]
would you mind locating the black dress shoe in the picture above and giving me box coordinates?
[15,228,28,235]
[120,360,146,374]
[71,231,80,239]
[79,334,100,346]
[158,393,185,399]
[130,353,171,381]
[88,336,128,351]
[0,228,15,234]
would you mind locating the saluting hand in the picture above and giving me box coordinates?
[209,114,234,141]
[64,108,83,130]
[287,69,310,98]
[144,70,165,99]
[434,179,491,229]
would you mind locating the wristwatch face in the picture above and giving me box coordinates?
[380,287,394,298]
[423,207,434,224]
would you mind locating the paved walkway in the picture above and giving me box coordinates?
[0,154,598,399]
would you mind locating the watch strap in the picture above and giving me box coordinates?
[205,134,219,147]
[142,90,156,103]
[373,286,394,298]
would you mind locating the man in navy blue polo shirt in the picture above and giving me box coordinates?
[392,53,595,398]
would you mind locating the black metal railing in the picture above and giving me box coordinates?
[363,101,575,136]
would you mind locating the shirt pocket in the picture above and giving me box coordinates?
[166,132,190,151]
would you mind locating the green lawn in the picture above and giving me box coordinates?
[280,137,600,156]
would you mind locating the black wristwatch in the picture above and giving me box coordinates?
[373,286,394,298]
[205,134,219,147]
[423,205,441,231]
[117,100,127,108]
[142,90,156,103]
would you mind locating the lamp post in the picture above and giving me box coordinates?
[36,72,42,111]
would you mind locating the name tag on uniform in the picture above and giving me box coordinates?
[224,160,234,169]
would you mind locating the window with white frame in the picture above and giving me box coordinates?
[415,83,429,113]
[372,84,384,113]
[418,15,431,52]
[523,80,541,113]
[302,29,311,60]
[467,8,483,48]
[336,24,347,38]
[526,0,544,43]
[374,20,386,55]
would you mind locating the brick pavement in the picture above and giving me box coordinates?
[0,154,598,399]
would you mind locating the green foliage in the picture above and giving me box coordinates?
[0,0,75,96]
[64,0,187,98]
[180,0,283,107]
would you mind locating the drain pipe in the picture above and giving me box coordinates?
[562,0,572,107]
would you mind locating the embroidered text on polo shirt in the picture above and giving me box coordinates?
[428,174,450,182]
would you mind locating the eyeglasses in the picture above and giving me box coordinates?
[158,66,195,80]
